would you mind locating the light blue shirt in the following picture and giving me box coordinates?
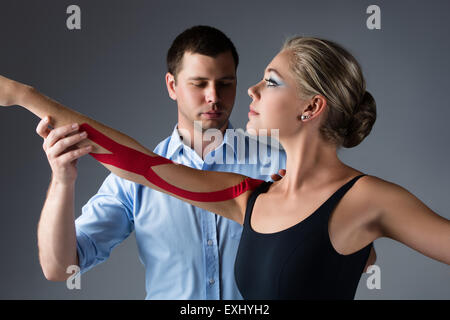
[75,122,286,299]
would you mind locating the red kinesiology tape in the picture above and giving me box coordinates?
[79,123,265,202]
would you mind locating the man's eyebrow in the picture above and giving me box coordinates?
[187,76,236,81]
[265,68,284,79]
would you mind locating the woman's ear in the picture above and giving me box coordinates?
[165,72,177,101]
[311,95,327,115]
[302,95,327,120]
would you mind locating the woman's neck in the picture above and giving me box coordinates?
[277,132,347,195]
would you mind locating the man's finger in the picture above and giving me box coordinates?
[271,169,286,181]
[46,122,79,149]
[36,116,52,138]
[271,173,281,181]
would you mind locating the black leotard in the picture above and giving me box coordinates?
[234,174,373,300]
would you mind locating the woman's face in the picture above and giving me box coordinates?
[246,50,307,138]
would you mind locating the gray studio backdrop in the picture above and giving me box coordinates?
[0,0,449,299]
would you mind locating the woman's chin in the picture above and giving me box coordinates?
[246,121,256,135]
[246,122,267,137]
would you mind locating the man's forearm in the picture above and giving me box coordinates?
[37,178,78,281]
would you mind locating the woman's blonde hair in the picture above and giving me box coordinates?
[282,36,376,148]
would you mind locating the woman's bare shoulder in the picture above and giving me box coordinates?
[357,174,409,196]
[354,173,421,214]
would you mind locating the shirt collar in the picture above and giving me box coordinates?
[166,122,237,159]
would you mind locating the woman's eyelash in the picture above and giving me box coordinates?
[264,78,278,87]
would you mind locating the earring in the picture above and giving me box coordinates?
[300,115,310,120]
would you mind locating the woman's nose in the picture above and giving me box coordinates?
[248,83,259,100]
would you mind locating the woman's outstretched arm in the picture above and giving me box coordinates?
[0,75,263,224]
[368,176,450,265]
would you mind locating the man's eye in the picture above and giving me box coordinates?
[264,78,278,87]
[219,82,233,87]
[192,82,206,87]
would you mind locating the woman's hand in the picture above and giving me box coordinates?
[0,75,32,107]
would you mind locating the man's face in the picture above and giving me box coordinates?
[166,51,237,132]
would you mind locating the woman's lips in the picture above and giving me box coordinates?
[248,106,259,117]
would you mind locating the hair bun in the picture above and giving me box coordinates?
[343,91,377,148]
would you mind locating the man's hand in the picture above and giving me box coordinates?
[36,116,92,185]
[271,169,286,182]
[0,75,32,107]
[364,246,377,273]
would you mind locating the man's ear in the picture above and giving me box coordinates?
[165,72,177,100]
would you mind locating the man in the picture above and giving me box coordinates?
[36,25,287,299]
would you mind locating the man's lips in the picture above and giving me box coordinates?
[201,111,223,119]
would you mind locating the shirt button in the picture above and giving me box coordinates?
[209,278,215,285]
[207,240,213,246]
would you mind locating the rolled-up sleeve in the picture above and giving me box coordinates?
[75,173,135,274]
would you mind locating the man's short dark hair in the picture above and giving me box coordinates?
[167,25,239,80]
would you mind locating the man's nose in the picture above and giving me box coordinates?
[205,85,219,104]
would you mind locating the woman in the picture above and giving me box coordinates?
[1,36,449,299]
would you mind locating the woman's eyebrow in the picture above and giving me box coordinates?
[265,68,284,80]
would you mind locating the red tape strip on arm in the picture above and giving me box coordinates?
[79,123,265,202]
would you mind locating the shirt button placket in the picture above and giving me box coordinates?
[201,163,220,299]
[205,218,219,298]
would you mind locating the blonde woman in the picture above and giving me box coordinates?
[1,37,449,299]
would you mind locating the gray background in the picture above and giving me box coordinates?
[0,0,449,299]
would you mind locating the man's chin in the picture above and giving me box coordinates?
[196,117,228,131]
